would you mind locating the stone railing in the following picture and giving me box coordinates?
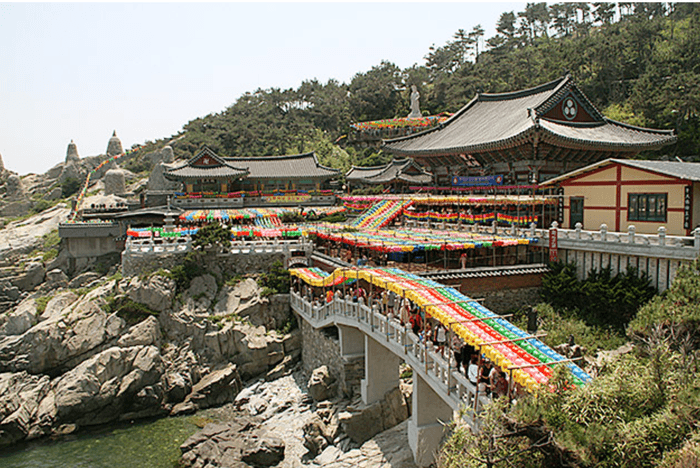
[125,237,312,256]
[551,223,700,260]
[290,291,490,424]
[406,219,700,260]
[125,237,192,254]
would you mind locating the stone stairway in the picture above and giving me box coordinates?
[351,199,412,230]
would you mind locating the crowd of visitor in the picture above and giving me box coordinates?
[292,278,514,400]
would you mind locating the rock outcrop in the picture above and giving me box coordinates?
[181,370,417,468]
[147,162,180,191]
[307,365,336,402]
[0,267,299,448]
[338,386,410,444]
[103,168,126,195]
[5,175,26,201]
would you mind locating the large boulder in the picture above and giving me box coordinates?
[57,160,85,185]
[302,413,330,457]
[117,316,161,348]
[170,363,241,416]
[307,365,336,402]
[0,298,37,336]
[11,262,45,292]
[103,168,126,196]
[126,275,175,313]
[186,274,218,310]
[5,175,27,200]
[0,200,33,218]
[241,436,285,467]
[45,269,69,290]
[0,283,125,374]
[52,345,164,426]
[38,291,78,322]
[338,387,409,444]
[180,417,261,468]
[147,162,180,191]
[0,371,52,446]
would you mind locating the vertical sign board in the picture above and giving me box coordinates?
[557,187,564,225]
[549,227,558,263]
[684,185,692,231]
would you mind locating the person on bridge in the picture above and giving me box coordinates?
[467,355,479,385]
[409,310,422,336]
[479,360,493,396]
[435,324,447,356]
[326,289,334,304]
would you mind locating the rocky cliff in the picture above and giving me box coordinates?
[0,267,300,447]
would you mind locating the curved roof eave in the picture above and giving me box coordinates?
[384,126,538,157]
[539,122,677,151]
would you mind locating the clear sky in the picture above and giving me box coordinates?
[0,2,524,176]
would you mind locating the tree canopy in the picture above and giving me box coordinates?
[135,3,700,173]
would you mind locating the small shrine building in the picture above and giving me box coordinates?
[164,147,339,193]
[345,158,432,192]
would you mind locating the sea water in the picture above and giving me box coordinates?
[0,416,199,468]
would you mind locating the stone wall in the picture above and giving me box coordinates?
[476,287,541,314]
[299,317,365,398]
[122,250,286,277]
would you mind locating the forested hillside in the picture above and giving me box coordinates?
[137,3,700,170]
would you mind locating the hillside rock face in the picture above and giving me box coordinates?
[103,168,126,195]
[5,175,27,201]
[0,269,299,447]
[147,162,180,191]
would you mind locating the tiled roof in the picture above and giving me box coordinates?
[346,158,432,184]
[540,120,677,150]
[164,165,249,180]
[225,152,339,179]
[346,165,388,181]
[164,147,249,181]
[542,158,700,185]
[384,76,675,156]
[618,159,700,181]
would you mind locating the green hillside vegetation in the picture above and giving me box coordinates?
[127,3,699,174]
[439,258,700,468]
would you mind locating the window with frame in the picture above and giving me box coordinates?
[628,193,667,222]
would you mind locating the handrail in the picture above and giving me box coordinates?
[290,290,490,424]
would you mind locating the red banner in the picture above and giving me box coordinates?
[549,228,558,263]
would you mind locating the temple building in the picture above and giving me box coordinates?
[345,158,432,192]
[542,159,700,235]
[383,75,676,186]
[163,146,339,193]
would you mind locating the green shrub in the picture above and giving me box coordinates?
[319,212,347,223]
[276,314,297,335]
[257,260,290,295]
[35,295,54,315]
[541,262,656,331]
[169,252,204,291]
[629,258,700,344]
[31,198,54,214]
[104,295,158,326]
[280,212,305,224]
[192,222,231,251]
[60,177,82,198]
[513,303,626,352]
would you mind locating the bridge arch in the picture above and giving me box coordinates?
[290,266,591,466]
